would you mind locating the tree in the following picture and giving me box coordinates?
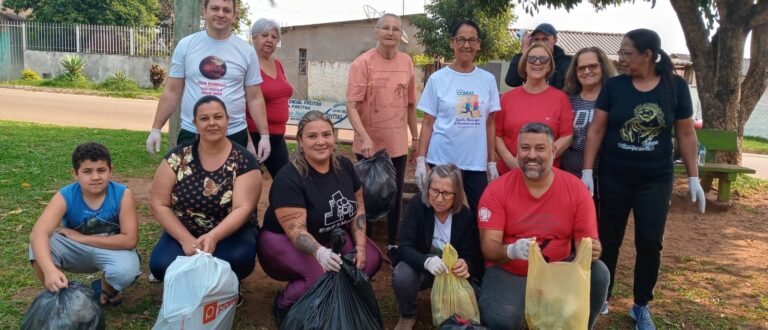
[517,0,768,164]
[157,0,252,34]
[411,0,517,64]
[2,0,160,27]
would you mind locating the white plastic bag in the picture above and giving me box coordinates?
[153,250,239,330]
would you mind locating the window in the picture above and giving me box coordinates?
[299,48,307,75]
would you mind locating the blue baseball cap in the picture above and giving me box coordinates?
[532,23,557,36]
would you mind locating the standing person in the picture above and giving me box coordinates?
[415,20,500,215]
[347,13,419,264]
[149,96,262,287]
[145,0,272,163]
[392,164,481,330]
[504,23,572,90]
[245,18,293,177]
[581,29,705,330]
[258,111,383,325]
[495,42,574,176]
[29,142,140,306]
[477,123,609,330]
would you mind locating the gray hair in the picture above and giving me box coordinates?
[251,18,281,39]
[375,13,401,28]
[420,164,466,214]
[291,110,339,177]
[517,122,554,145]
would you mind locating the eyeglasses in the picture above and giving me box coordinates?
[428,188,456,200]
[525,55,551,64]
[378,25,401,33]
[452,37,480,46]
[576,63,600,73]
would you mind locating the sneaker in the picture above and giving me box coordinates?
[629,304,656,330]
[387,246,400,269]
[600,301,609,315]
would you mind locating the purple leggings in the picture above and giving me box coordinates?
[258,229,383,309]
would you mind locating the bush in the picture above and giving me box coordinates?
[21,69,41,80]
[149,64,166,89]
[98,70,140,91]
[60,55,85,78]
[40,73,91,89]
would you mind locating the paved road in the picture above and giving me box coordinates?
[1,87,766,179]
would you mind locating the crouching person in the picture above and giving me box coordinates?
[392,164,481,330]
[257,111,382,325]
[477,123,609,329]
[29,142,140,305]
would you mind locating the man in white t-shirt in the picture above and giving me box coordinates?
[145,0,271,162]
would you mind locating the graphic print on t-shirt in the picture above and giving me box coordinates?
[321,191,358,233]
[198,56,227,97]
[368,74,409,129]
[619,102,665,151]
[455,93,481,119]
[73,216,119,236]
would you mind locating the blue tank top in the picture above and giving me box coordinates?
[60,181,126,235]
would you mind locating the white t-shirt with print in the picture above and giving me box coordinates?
[417,66,501,171]
[431,214,453,254]
[170,30,263,135]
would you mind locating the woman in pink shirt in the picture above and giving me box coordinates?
[495,43,573,175]
[246,18,294,177]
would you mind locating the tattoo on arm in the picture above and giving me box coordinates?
[295,233,321,255]
[354,213,366,231]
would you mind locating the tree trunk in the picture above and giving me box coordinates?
[670,0,768,165]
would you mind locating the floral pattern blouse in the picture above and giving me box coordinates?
[165,140,258,236]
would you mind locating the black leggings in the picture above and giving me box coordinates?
[250,133,290,178]
[356,154,407,246]
[598,165,673,306]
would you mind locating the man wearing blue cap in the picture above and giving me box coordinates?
[504,23,572,90]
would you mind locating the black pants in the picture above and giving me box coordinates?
[357,154,407,246]
[598,165,673,306]
[250,133,289,178]
[178,128,249,148]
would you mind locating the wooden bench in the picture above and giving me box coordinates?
[675,129,756,204]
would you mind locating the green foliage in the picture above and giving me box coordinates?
[60,55,85,77]
[156,0,252,34]
[411,0,516,63]
[2,0,159,27]
[21,69,41,81]
[744,136,768,155]
[98,70,140,91]
[411,53,435,66]
[40,73,91,89]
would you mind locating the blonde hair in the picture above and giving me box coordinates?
[517,42,555,80]
[291,110,340,177]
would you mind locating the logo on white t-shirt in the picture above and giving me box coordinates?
[478,207,491,222]
[324,191,357,227]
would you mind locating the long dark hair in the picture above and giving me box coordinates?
[625,29,678,112]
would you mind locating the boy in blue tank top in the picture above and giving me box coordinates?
[29,142,140,305]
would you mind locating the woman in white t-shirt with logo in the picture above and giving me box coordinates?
[415,20,501,215]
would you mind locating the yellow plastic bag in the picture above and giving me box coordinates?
[430,243,480,326]
[525,238,592,330]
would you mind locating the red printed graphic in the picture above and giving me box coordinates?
[202,301,218,324]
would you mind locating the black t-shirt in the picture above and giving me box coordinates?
[262,156,362,245]
[595,74,692,171]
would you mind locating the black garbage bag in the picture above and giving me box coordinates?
[438,314,489,330]
[21,281,105,330]
[280,228,383,330]
[354,150,397,221]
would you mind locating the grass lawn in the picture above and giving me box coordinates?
[1,121,766,329]
[745,135,768,154]
[1,79,162,100]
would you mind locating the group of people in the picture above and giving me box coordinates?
[27,1,707,329]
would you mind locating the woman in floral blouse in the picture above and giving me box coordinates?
[149,95,263,283]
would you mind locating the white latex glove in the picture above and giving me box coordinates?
[424,256,448,275]
[415,156,427,191]
[688,177,706,213]
[581,169,594,196]
[146,128,161,156]
[487,162,499,181]
[315,246,342,272]
[506,238,536,260]
[257,134,271,163]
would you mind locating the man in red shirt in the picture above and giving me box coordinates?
[477,122,610,329]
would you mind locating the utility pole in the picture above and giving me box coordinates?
[169,0,201,147]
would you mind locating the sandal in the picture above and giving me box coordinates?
[91,279,123,306]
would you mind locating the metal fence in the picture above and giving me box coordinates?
[0,21,172,56]
[0,21,25,81]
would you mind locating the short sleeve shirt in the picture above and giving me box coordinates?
[60,181,126,235]
[263,156,362,245]
[477,168,597,276]
[170,31,263,135]
[595,75,693,171]
[347,49,417,157]
[164,141,259,237]
[417,66,501,171]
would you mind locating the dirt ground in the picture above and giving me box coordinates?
[119,156,768,329]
